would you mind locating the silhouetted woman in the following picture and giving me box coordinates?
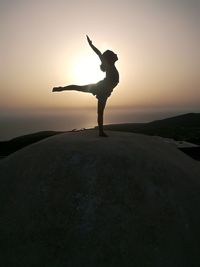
[53,35,119,137]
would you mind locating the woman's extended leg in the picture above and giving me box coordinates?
[52,85,91,93]
[97,97,108,137]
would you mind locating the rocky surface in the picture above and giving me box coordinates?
[0,130,200,266]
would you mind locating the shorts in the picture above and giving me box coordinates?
[88,79,114,101]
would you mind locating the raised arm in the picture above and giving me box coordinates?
[86,35,103,61]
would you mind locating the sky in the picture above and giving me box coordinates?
[1,0,200,113]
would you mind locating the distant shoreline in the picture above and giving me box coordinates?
[2,109,199,141]
[0,113,200,161]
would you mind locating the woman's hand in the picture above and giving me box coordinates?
[86,35,102,59]
[86,35,92,45]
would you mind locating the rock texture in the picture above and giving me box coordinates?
[0,130,200,267]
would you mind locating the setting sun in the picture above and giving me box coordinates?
[1,0,200,140]
[70,53,105,85]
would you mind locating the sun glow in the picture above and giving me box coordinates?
[70,53,105,85]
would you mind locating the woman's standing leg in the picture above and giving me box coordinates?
[97,97,108,137]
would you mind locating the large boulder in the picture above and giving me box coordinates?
[0,130,200,267]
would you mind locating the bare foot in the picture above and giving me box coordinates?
[52,87,63,92]
[99,131,108,137]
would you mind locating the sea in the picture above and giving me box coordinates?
[0,107,198,141]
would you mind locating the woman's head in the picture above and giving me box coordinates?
[100,50,118,71]
[102,50,118,63]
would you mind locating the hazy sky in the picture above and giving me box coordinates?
[1,0,200,112]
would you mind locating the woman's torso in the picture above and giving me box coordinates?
[90,64,119,100]
[105,65,119,87]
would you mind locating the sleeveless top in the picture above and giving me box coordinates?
[89,64,119,100]
[105,65,119,87]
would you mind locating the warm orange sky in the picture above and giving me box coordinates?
[1,0,200,112]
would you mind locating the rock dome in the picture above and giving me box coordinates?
[0,130,200,266]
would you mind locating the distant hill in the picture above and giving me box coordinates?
[104,113,200,145]
[0,131,65,157]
